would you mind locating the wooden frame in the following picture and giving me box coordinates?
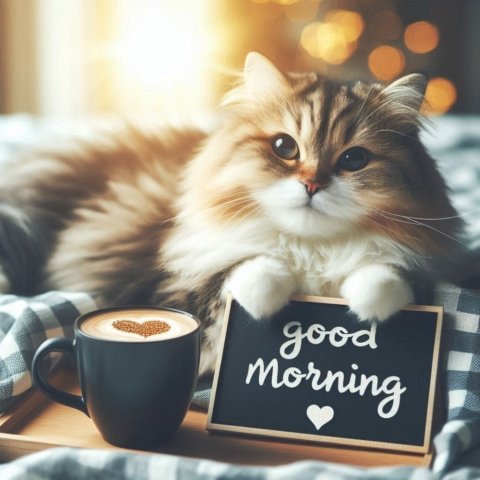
[207,295,443,455]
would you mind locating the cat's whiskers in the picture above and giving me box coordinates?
[217,202,264,232]
[371,209,467,247]
[371,211,420,226]
[156,195,256,226]
[374,206,480,222]
[198,197,259,226]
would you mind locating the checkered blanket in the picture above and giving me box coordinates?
[0,292,98,413]
[0,114,480,479]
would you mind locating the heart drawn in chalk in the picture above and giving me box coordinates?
[112,319,170,338]
[306,404,334,430]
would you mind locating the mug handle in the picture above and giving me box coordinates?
[32,337,88,415]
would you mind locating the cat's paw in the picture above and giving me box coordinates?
[340,264,413,322]
[226,256,296,320]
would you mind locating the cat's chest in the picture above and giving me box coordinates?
[269,235,390,296]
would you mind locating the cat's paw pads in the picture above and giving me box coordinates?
[341,265,413,322]
[227,256,296,320]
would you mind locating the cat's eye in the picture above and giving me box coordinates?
[337,147,369,172]
[271,134,300,160]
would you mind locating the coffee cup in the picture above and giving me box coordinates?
[32,306,201,448]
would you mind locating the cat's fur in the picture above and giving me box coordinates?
[0,53,469,374]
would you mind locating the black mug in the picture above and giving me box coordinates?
[32,306,201,449]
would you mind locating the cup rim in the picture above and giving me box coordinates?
[75,306,201,343]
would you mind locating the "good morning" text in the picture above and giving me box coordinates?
[244,320,406,419]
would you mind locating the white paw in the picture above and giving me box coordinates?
[226,256,296,319]
[340,264,413,322]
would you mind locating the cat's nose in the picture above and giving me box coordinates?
[301,179,322,197]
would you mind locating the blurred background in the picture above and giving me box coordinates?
[0,0,479,119]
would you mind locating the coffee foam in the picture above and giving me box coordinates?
[80,309,198,342]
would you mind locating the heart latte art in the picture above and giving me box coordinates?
[112,319,171,338]
[80,308,198,342]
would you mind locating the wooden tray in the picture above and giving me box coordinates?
[0,364,435,467]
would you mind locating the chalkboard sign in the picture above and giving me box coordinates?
[207,295,443,453]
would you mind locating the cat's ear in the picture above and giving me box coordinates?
[244,52,289,98]
[382,73,428,112]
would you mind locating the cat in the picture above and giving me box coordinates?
[0,52,469,375]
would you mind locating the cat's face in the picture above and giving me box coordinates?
[187,53,453,245]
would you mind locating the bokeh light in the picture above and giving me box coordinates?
[325,10,365,42]
[404,21,439,54]
[368,45,405,81]
[423,77,457,114]
[301,23,350,64]
[300,10,363,65]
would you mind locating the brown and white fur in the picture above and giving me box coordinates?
[0,53,468,375]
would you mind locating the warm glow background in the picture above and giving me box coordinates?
[0,0,479,117]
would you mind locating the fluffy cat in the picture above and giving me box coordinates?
[0,53,469,375]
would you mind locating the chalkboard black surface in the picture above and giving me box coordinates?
[207,295,443,453]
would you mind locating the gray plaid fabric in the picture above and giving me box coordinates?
[432,284,480,473]
[0,292,98,412]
